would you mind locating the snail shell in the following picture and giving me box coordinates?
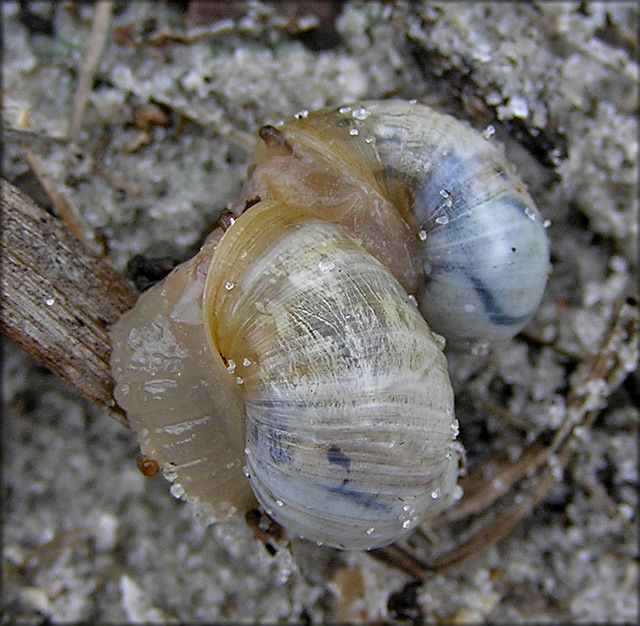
[239,101,550,347]
[202,199,458,549]
[110,100,549,550]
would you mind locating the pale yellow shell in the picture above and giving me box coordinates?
[202,200,459,548]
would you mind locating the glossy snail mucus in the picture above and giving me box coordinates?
[110,100,550,550]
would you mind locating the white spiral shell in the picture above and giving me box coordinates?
[109,100,550,550]
[202,200,458,548]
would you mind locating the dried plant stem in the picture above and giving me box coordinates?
[0,179,138,425]
[22,145,100,253]
[67,1,114,141]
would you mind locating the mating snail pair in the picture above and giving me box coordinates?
[110,100,550,550]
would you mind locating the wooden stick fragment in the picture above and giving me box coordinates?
[21,145,101,253]
[0,179,138,425]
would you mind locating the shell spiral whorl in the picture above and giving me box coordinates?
[110,100,550,550]
[203,200,458,549]
[239,100,550,349]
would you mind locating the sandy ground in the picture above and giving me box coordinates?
[2,2,638,622]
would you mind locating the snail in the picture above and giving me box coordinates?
[110,100,550,550]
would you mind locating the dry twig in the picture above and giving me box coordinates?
[0,178,138,425]
[67,1,114,141]
[21,145,101,253]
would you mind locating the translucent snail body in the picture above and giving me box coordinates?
[110,100,550,550]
